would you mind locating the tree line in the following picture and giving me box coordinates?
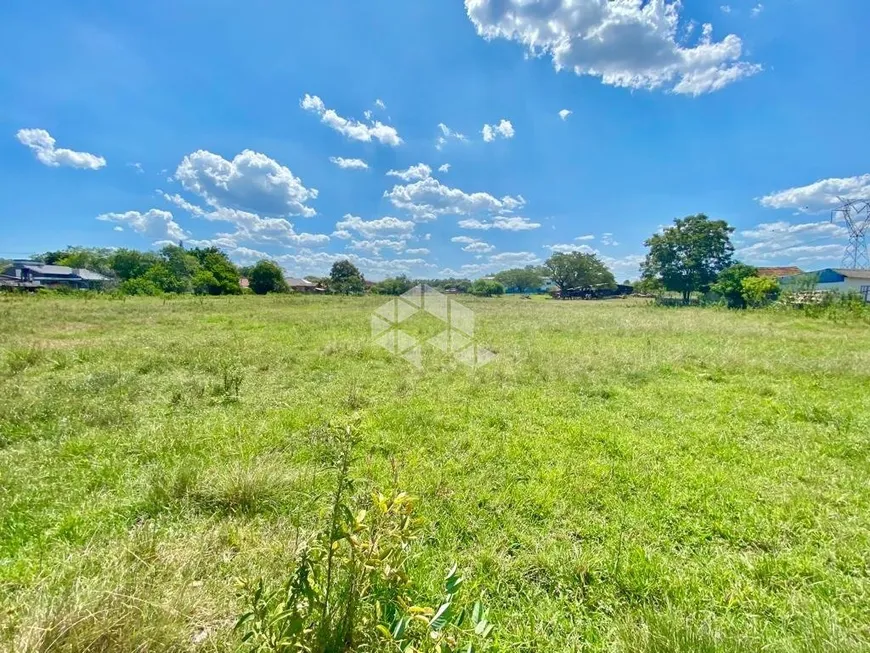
[20,214,781,306]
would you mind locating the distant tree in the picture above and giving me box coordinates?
[143,262,191,294]
[544,252,615,295]
[373,275,413,295]
[633,277,664,296]
[38,250,67,265]
[741,276,780,307]
[36,247,115,275]
[641,214,734,303]
[494,266,544,293]
[469,279,505,297]
[329,260,365,294]
[109,249,159,280]
[189,247,242,295]
[711,263,758,308]
[192,270,218,296]
[161,245,201,282]
[416,278,472,292]
[249,260,289,294]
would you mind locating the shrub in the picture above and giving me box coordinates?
[192,270,218,295]
[741,276,780,307]
[469,279,505,297]
[119,278,163,296]
[711,263,758,308]
[373,275,414,296]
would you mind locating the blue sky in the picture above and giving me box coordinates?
[2,0,869,280]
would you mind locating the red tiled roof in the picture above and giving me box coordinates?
[757,266,803,277]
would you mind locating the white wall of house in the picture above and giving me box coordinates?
[817,278,870,294]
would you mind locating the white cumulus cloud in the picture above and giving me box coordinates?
[457,216,540,231]
[16,128,106,170]
[97,209,187,242]
[451,235,495,253]
[736,219,850,265]
[759,175,870,213]
[335,214,416,238]
[464,0,761,96]
[386,163,432,182]
[301,94,402,146]
[175,149,318,217]
[160,192,328,249]
[348,239,407,256]
[482,119,514,142]
[329,156,369,170]
[385,177,525,221]
[438,163,451,173]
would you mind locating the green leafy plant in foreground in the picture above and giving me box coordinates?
[236,427,492,653]
[237,488,491,652]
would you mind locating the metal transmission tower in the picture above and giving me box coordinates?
[831,198,870,269]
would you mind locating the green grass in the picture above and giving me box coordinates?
[1,293,869,651]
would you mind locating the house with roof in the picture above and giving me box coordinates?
[779,268,870,302]
[0,260,111,290]
[757,266,803,278]
[286,277,323,293]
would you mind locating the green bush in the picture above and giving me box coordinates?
[192,270,218,296]
[741,276,780,307]
[373,275,414,295]
[711,264,758,308]
[119,278,163,296]
[469,279,505,297]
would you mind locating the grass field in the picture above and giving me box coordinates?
[1,294,869,652]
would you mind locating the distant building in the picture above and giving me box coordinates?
[286,277,322,293]
[757,266,802,278]
[0,260,110,290]
[779,268,870,301]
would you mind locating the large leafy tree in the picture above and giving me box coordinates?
[329,260,365,294]
[494,266,545,293]
[641,214,734,303]
[249,260,289,294]
[544,252,615,295]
